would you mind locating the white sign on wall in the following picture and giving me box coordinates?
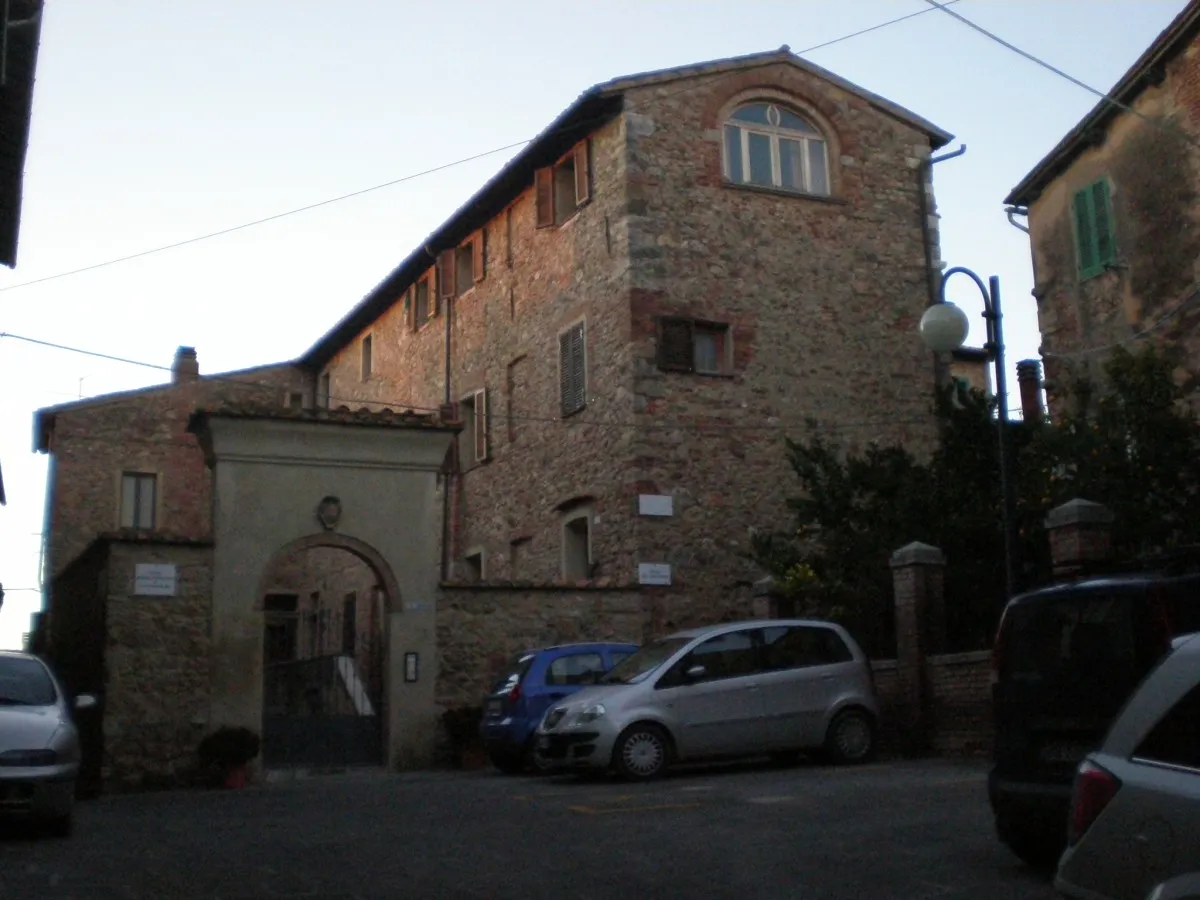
[638,563,672,586]
[134,564,178,597]
[638,494,674,517]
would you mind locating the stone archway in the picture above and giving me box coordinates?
[189,408,457,771]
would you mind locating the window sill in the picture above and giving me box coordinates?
[657,367,735,379]
[722,181,845,205]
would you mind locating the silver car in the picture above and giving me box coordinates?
[0,650,96,836]
[1056,635,1200,900]
[534,619,879,779]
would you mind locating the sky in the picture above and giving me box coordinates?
[0,0,1187,648]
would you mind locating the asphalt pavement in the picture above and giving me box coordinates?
[0,758,1058,900]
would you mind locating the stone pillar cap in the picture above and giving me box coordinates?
[1045,498,1114,529]
[890,541,945,568]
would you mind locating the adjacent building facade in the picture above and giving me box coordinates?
[1006,0,1200,412]
[34,49,958,787]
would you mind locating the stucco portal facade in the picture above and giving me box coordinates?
[189,408,456,770]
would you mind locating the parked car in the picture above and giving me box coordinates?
[534,619,879,779]
[1147,873,1200,900]
[0,650,96,836]
[1055,634,1200,900]
[988,572,1200,869]
[480,642,639,774]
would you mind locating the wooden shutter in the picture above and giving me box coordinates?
[426,270,439,319]
[473,388,489,462]
[657,318,695,372]
[1074,188,1098,278]
[438,250,455,301]
[403,287,413,330]
[559,323,586,416]
[472,230,485,283]
[574,141,591,206]
[1092,180,1116,269]
[535,167,555,228]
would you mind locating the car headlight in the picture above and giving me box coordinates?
[577,703,606,724]
[0,749,58,767]
[543,707,567,730]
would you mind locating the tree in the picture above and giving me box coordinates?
[751,345,1200,657]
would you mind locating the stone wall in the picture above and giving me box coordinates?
[39,359,310,579]
[871,651,993,757]
[1022,31,1200,412]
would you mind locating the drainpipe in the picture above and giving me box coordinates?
[918,143,967,402]
[424,244,454,584]
[1005,205,1030,234]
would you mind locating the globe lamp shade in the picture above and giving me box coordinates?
[919,303,970,353]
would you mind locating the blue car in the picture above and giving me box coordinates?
[480,642,639,774]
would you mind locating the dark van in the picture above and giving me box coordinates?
[988,571,1200,869]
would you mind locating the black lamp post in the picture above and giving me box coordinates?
[918,267,1020,601]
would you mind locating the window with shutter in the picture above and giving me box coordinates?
[438,250,455,299]
[455,243,473,297]
[1074,178,1117,280]
[472,230,486,283]
[574,141,591,206]
[559,322,587,417]
[536,168,555,228]
[120,472,158,530]
[413,276,432,327]
[657,318,695,372]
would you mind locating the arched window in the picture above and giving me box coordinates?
[722,102,830,196]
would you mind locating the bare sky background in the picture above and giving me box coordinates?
[0,0,1186,647]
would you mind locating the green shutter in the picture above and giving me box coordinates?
[1092,179,1117,268]
[1074,188,1098,278]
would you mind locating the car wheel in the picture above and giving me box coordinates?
[489,750,525,775]
[524,738,555,776]
[613,724,670,780]
[824,708,876,765]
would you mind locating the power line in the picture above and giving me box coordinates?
[923,0,1200,150]
[0,2,964,296]
[1041,287,1200,360]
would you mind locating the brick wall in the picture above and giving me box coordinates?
[871,650,993,757]
[41,362,311,579]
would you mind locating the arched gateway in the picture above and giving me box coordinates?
[188,406,456,771]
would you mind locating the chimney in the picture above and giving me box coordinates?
[172,346,199,384]
[1016,359,1044,424]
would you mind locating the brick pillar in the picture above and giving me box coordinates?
[890,542,945,755]
[1016,359,1044,424]
[1045,498,1114,581]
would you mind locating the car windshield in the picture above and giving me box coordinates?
[600,637,691,684]
[0,656,58,706]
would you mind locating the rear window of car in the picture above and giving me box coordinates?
[1134,682,1200,771]
[1001,593,1139,682]
[0,656,58,706]
[545,653,604,686]
[490,653,536,694]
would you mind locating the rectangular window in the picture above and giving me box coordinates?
[536,141,591,228]
[558,321,587,417]
[413,273,434,327]
[455,244,474,297]
[342,594,357,655]
[546,653,605,686]
[562,512,591,581]
[120,472,157,530]
[656,317,731,375]
[459,389,489,465]
[319,373,331,409]
[287,391,304,410]
[361,334,373,380]
[1074,178,1117,280]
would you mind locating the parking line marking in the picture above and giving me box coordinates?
[568,802,702,815]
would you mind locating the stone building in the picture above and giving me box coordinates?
[33,49,960,787]
[1005,0,1200,413]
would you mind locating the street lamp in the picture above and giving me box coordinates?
[919,267,1020,601]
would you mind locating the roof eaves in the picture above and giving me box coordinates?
[1005,0,1200,207]
[0,0,45,269]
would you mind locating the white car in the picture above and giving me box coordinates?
[1056,635,1200,899]
[0,650,95,836]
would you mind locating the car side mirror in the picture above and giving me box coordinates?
[74,694,97,712]
[685,664,707,681]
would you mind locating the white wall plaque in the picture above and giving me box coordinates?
[638,563,672,586]
[134,564,178,597]
[638,494,674,517]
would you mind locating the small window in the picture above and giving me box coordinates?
[459,389,489,465]
[361,335,373,380]
[342,594,357,655]
[1134,683,1200,771]
[1074,178,1117,280]
[536,141,591,228]
[413,275,434,327]
[761,625,852,670]
[546,653,605,686]
[120,472,157,530]
[562,511,591,580]
[318,373,331,409]
[723,102,830,196]
[558,321,587,417]
[455,245,474,297]
[287,391,304,410]
[462,550,484,583]
[657,318,731,375]
[681,629,762,682]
